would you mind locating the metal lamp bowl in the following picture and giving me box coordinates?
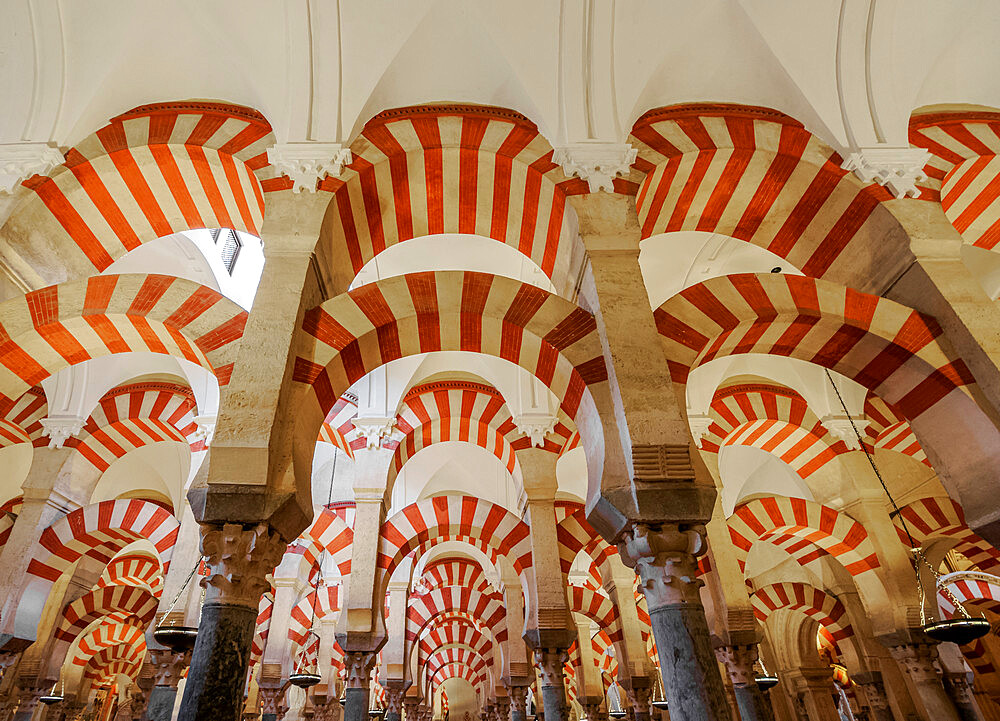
[368,709,386,719]
[754,675,780,691]
[651,700,670,710]
[39,695,64,705]
[289,672,322,689]
[153,626,198,652]
[923,618,990,645]
[609,712,627,719]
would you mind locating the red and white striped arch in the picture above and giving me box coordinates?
[863,394,929,466]
[11,500,178,644]
[418,558,494,595]
[909,112,1000,250]
[288,585,341,645]
[893,497,1000,573]
[406,586,508,644]
[654,272,974,422]
[427,646,489,683]
[728,496,880,577]
[294,270,607,431]
[286,507,354,577]
[97,552,164,597]
[55,585,157,643]
[0,387,47,448]
[0,496,23,551]
[591,629,619,681]
[556,506,616,577]
[250,592,274,668]
[701,384,849,479]
[83,640,145,686]
[377,496,533,596]
[963,638,997,677]
[566,584,623,644]
[937,573,1000,619]
[20,102,279,273]
[419,611,500,659]
[429,661,487,697]
[751,582,855,648]
[69,620,146,669]
[0,274,248,405]
[419,622,496,671]
[317,395,358,457]
[321,105,588,288]
[628,104,893,281]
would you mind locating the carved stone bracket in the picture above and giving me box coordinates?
[403,698,422,721]
[149,648,191,688]
[858,678,890,711]
[513,413,558,448]
[259,684,289,718]
[582,702,604,721]
[385,686,406,716]
[553,143,637,193]
[889,643,942,683]
[841,146,931,199]
[714,644,759,687]
[819,415,869,450]
[504,684,528,715]
[686,414,714,444]
[622,683,651,714]
[352,416,397,450]
[618,522,707,607]
[0,142,63,194]
[40,415,85,448]
[343,651,377,689]
[266,143,353,193]
[199,523,286,607]
[532,647,569,687]
[943,672,976,706]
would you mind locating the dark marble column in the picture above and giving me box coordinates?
[385,686,405,721]
[143,649,190,721]
[177,523,286,721]
[714,644,775,721]
[888,643,962,721]
[533,648,570,721]
[619,524,732,721]
[343,652,376,721]
[943,672,985,721]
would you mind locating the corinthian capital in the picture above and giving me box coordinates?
[533,647,569,687]
[618,522,708,607]
[199,523,286,607]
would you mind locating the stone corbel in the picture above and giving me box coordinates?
[553,142,637,193]
[513,413,557,448]
[266,143,353,193]
[352,416,397,450]
[687,414,714,444]
[841,146,932,199]
[40,415,86,449]
[819,415,869,450]
[0,142,63,194]
[193,414,217,447]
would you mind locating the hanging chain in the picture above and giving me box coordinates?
[823,370,972,624]
[155,558,204,629]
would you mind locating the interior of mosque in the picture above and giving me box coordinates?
[3,3,1000,721]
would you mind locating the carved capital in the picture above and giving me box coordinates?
[403,698,422,721]
[622,684,651,714]
[889,643,941,683]
[149,648,190,688]
[266,143,353,193]
[493,698,510,721]
[259,684,289,718]
[617,522,707,607]
[344,651,376,689]
[841,146,931,199]
[533,647,569,687]
[582,702,605,721]
[199,523,285,607]
[714,644,759,687]
[857,678,889,711]
[193,414,217,447]
[352,416,397,450]
[0,142,63,194]
[553,143,637,193]
[819,416,869,450]
[504,685,528,715]
[386,687,406,716]
[40,415,85,448]
[14,682,48,714]
[513,413,558,448]
[687,414,714,444]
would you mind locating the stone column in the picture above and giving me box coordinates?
[143,650,190,721]
[343,652,376,721]
[581,702,605,721]
[177,523,286,721]
[788,669,839,721]
[852,671,896,721]
[619,524,730,721]
[888,643,961,721]
[506,686,528,721]
[493,698,511,721]
[533,648,570,721]
[714,644,775,721]
[259,684,288,721]
[385,686,406,721]
[11,682,45,721]
[943,672,984,721]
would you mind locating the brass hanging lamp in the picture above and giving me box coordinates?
[152,558,204,652]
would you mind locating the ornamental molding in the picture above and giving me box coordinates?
[352,416,397,449]
[552,142,637,193]
[840,146,931,199]
[819,415,869,450]
[266,142,353,193]
[0,142,63,194]
[40,415,86,448]
[687,414,714,443]
[193,414,217,446]
[199,523,285,607]
[513,412,557,448]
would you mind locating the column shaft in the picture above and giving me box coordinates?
[889,643,962,721]
[145,685,180,721]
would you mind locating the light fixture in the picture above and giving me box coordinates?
[753,655,779,691]
[40,677,65,705]
[289,671,322,689]
[153,559,204,652]
[651,700,670,710]
[609,712,627,719]
[824,371,989,645]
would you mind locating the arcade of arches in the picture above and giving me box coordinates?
[5,3,1000,721]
